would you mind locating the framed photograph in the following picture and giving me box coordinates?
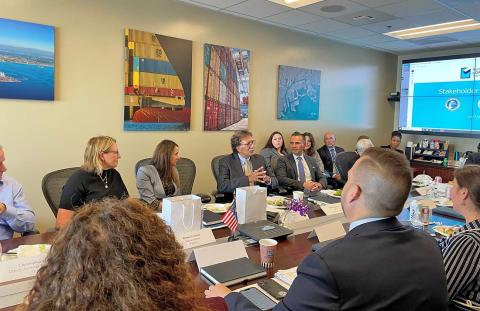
[0,18,55,101]
[124,29,192,131]
[277,65,320,120]
[203,43,249,131]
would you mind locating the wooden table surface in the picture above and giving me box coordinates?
[1,198,460,310]
[0,203,324,311]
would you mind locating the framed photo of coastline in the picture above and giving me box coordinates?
[0,18,55,101]
[277,65,320,120]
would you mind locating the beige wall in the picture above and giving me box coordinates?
[0,0,397,231]
[395,46,480,152]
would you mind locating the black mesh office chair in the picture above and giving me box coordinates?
[335,152,359,182]
[135,158,211,203]
[41,167,79,217]
[210,154,233,203]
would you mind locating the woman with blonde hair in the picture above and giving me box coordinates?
[19,198,210,311]
[136,139,180,210]
[57,136,128,228]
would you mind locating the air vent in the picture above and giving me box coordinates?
[320,5,345,13]
[353,15,375,21]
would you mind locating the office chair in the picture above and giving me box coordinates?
[210,154,232,203]
[335,152,359,182]
[135,157,211,203]
[41,167,80,217]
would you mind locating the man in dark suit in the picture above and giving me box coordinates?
[216,130,278,194]
[318,132,344,188]
[205,148,448,311]
[274,132,327,191]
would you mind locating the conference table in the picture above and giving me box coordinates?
[0,195,464,311]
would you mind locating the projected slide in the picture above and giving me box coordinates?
[399,54,480,136]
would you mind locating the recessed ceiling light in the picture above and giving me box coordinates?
[267,0,325,9]
[384,19,480,40]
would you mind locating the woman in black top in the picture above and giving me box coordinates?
[57,136,128,228]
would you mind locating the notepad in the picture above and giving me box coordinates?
[200,257,266,286]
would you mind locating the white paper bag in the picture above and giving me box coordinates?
[162,195,202,234]
[235,186,267,224]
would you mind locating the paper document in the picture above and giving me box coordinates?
[320,203,344,216]
[193,240,247,270]
[274,267,297,287]
[314,220,346,242]
[415,186,430,196]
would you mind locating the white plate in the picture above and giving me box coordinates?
[435,199,453,207]
[203,203,229,213]
[432,225,458,237]
[267,196,287,207]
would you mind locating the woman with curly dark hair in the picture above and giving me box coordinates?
[18,198,210,311]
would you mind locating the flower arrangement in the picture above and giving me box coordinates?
[286,199,309,216]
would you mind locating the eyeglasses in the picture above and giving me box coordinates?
[240,140,255,147]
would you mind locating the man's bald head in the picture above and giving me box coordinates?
[324,132,336,147]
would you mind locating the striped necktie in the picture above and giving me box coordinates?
[297,157,306,182]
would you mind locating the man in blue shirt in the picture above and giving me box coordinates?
[0,146,35,240]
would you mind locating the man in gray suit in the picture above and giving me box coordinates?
[275,132,327,191]
[217,130,278,194]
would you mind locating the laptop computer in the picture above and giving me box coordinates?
[239,220,293,241]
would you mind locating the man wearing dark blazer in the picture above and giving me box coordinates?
[205,148,448,311]
[217,130,278,194]
[274,132,327,191]
[318,132,344,187]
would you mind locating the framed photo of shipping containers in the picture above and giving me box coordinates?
[0,18,54,101]
[203,44,250,131]
[124,29,192,131]
[277,65,320,120]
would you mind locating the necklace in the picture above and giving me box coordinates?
[99,171,108,189]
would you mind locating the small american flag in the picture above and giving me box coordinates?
[222,204,238,232]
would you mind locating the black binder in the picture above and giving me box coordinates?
[200,257,266,286]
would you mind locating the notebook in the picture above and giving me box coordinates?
[202,210,224,226]
[239,220,293,241]
[200,257,266,286]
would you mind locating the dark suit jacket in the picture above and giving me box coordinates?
[225,218,448,311]
[465,152,480,165]
[274,153,327,191]
[216,153,278,194]
[318,145,344,175]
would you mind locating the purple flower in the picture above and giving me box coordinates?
[286,199,309,217]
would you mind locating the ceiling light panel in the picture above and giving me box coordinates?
[385,19,480,39]
[267,0,325,9]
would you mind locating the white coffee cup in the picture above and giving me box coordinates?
[293,191,304,201]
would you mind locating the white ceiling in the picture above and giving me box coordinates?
[177,0,480,54]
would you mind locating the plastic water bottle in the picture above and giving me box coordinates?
[409,200,422,227]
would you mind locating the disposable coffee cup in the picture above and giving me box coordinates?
[259,238,278,268]
[293,191,304,201]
